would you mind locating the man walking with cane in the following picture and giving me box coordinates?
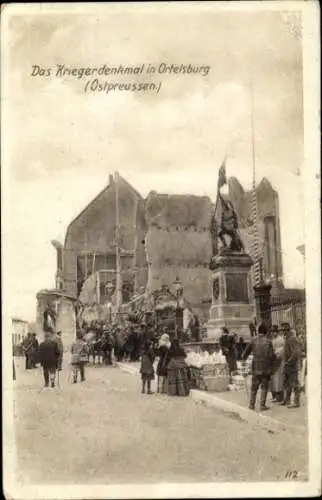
[38,332,60,388]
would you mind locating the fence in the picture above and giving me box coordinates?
[270,296,306,337]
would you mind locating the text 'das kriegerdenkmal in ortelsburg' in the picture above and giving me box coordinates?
[30,63,211,95]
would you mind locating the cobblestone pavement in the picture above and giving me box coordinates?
[13,358,308,485]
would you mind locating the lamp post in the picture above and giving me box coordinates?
[105,281,114,323]
[172,276,183,340]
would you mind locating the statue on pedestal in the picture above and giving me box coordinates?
[211,160,244,255]
[206,160,255,342]
[43,302,57,334]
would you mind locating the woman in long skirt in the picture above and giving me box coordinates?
[140,340,155,394]
[166,339,190,397]
[156,333,171,393]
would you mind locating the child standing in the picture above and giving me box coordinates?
[140,340,155,394]
[156,333,171,393]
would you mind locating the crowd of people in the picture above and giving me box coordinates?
[80,320,191,396]
[15,318,306,410]
[81,320,157,363]
[15,320,192,395]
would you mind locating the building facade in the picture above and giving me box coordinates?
[12,317,28,348]
[52,174,285,322]
[144,192,213,320]
[58,174,144,305]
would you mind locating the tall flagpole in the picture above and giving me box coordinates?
[84,232,88,281]
[114,171,123,315]
[250,79,261,287]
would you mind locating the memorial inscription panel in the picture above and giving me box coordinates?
[226,273,249,303]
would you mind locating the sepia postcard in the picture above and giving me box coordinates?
[1,2,321,499]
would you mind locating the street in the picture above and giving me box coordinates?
[13,358,308,485]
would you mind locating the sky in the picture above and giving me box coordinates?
[3,4,305,322]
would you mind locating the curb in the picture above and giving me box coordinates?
[191,391,307,434]
[190,390,290,434]
[116,362,305,434]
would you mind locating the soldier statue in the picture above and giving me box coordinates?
[43,302,57,334]
[211,160,244,254]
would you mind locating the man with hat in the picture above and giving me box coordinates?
[243,323,276,411]
[38,331,61,388]
[30,333,39,368]
[22,332,34,370]
[219,326,237,382]
[269,324,279,340]
[281,323,301,408]
[55,331,64,371]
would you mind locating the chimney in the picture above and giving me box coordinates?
[109,174,114,186]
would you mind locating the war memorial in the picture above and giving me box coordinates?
[35,166,305,351]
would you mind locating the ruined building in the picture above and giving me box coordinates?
[51,173,284,322]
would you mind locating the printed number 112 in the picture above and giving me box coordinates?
[285,471,298,479]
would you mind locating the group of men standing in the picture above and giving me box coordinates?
[246,322,304,411]
[19,331,64,388]
[219,322,305,411]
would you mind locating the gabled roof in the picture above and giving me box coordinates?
[64,174,143,247]
[64,182,111,247]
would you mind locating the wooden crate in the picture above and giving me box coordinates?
[188,364,229,391]
[203,375,229,392]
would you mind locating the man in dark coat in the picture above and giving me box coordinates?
[130,327,141,362]
[38,332,60,388]
[236,337,247,361]
[55,331,64,371]
[219,327,237,381]
[243,323,276,411]
[30,333,39,368]
[101,328,114,365]
[281,323,301,408]
[123,328,135,361]
[193,315,201,342]
[22,333,34,370]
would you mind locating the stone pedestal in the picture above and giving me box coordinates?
[36,289,77,351]
[205,252,256,342]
